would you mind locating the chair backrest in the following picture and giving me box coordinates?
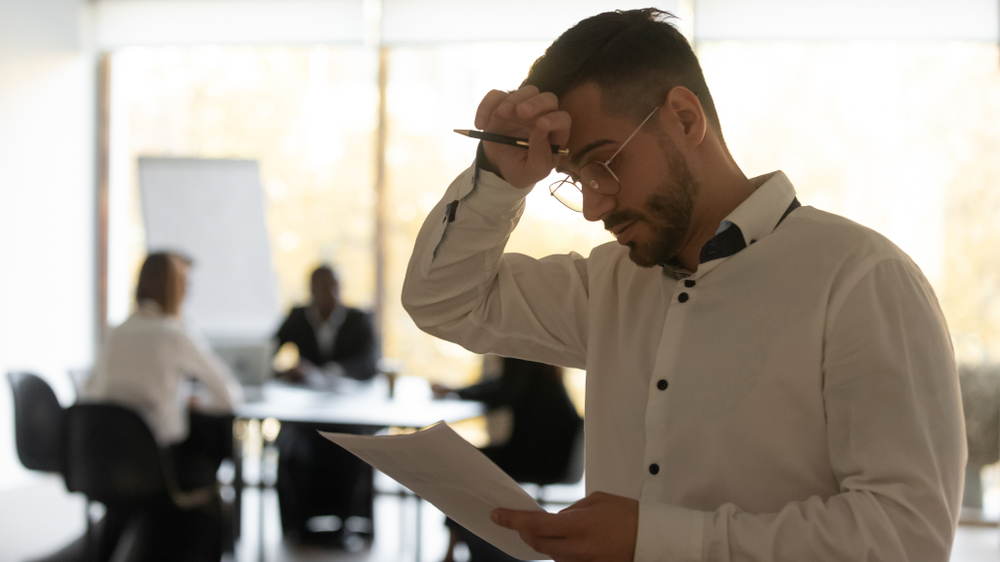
[7,372,65,473]
[557,422,585,485]
[521,421,586,487]
[64,403,169,506]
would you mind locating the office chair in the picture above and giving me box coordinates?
[63,403,220,562]
[521,422,585,505]
[7,371,66,473]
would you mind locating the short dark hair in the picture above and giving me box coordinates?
[136,251,192,315]
[310,264,338,285]
[522,8,723,137]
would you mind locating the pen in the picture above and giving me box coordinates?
[454,129,569,155]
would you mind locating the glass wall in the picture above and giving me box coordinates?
[106,35,1000,419]
[381,43,608,394]
[107,45,379,325]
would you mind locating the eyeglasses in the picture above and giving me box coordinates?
[549,105,660,212]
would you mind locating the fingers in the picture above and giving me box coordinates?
[495,495,638,562]
[559,491,611,512]
[473,85,570,188]
[475,89,510,130]
[492,509,560,536]
[492,508,575,538]
[491,85,543,122]
[536,110,571,148]
[475,85,561,135]
[492,509,588,561]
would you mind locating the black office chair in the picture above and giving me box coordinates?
[522,423,585,505]
[7,371,65,473]
[63,403,220,562]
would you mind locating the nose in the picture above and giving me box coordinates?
[581,186,616,222]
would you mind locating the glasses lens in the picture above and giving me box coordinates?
[549,178,584,212]
[579,162,620,195]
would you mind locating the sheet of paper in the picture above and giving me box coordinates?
[321,422,549,560]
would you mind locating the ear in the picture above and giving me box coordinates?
[660,86,706,149]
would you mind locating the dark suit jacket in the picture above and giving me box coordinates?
[274,306,379,380]
[457,357,582,483]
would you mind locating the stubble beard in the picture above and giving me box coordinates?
[609,147,699,268]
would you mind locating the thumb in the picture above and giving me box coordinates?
[491,508,513,528]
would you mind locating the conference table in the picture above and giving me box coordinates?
[236,375,483,428]
[233,375,485,562]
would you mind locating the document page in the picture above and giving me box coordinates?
[321,422,549,560]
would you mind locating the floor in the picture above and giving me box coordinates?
[1,472,998,562]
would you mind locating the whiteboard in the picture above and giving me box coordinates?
[139,157,280,340]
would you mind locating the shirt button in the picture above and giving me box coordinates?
[678,293,689,303]
[684,280,696,288]
[657,379,668,391]
[649,463,660,475]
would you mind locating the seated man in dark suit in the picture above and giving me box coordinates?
[273,264,380,550]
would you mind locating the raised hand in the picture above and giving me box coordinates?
[491,491,638,562]
[474,85,571,189]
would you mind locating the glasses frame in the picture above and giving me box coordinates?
[549,105,660,212]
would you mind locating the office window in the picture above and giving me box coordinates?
[107,45,379,327]
[381,43,607,395]
[105,38,999,417]
[105,42,596,408]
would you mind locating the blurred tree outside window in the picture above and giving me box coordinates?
[107,39,999,431]
[107,45,379,326]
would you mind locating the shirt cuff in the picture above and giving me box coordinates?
[635,501,705,562]
[457,151,531,217]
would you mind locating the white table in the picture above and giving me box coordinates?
[233,376,485,562]
[236,376,484,429]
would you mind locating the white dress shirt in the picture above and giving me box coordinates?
[84,301,244,445]
[402,165,966,561]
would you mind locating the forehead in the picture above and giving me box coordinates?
[559,82,642,168]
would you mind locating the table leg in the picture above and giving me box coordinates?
[258,432,266,562]
[415,494,422,562]
[232,421,243,551]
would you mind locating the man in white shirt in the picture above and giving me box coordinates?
[401,8,966,562]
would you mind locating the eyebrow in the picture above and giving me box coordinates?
[570,139,616,167]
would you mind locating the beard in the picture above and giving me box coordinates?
[603,143,698,268]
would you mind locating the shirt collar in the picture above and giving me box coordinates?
[137,299,165,315]
[721,170,798,249]
[306,303,347,327]
[663,170,799,277]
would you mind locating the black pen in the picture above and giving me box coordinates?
[454,129,569,155]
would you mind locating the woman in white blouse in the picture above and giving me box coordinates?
[83,251,244,559]
[84,251,242,459]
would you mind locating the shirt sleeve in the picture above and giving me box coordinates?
[634,257,966,562]
[401,164,590,369]
[174,328,244,411]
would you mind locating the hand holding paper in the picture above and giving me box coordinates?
[321,422,549,560]
[491,492,639,562]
